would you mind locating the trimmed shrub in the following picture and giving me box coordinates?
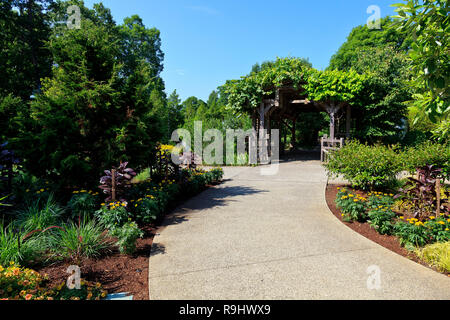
[325,141,403,190]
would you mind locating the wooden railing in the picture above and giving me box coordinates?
[321,135,344,163]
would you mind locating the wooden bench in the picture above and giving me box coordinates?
[321,135,344,163]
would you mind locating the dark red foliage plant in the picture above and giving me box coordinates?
[99,162,136,202]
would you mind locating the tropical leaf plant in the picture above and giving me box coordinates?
[99,162,136,202]
[395,164,449,219]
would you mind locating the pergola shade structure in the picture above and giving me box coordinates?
[251,85,352,155]
[224,58,368,160]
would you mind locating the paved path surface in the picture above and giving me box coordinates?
[149,160,450,300]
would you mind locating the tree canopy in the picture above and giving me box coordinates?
[392,0,449,140]
[2,0,168,187]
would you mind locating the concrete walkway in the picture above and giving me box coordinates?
[148,160,450,300]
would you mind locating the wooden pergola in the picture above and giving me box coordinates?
[250,85,353,158]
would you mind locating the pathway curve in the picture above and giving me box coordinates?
[148,160,450,299]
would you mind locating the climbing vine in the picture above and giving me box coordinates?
[224,57,368,113]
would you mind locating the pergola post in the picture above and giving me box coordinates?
[329,111,336,141]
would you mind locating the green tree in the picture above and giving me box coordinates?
[328,18,413,143]
[0,0,53,100]
[329,17,411,71]
[167,90,184,136]
[14,2,166,187]
[392,0,449,140]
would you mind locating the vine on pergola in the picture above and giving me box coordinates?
[224,57,368,115]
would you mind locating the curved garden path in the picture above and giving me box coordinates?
[148,159,450,300]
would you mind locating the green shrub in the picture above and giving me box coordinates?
[110,221,143,255]
[402,142,450,179]
[335,188,368,222]
[415,241,450,273]
[94,202,131,230]
[67,192,98,220]
[368,208,397,235]
[325,141,403,190]
[49,220,111,264]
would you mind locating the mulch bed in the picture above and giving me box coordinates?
[37,224,157,300]
[36,182,223,300]
[326,184,449,277]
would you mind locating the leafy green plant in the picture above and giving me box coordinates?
[325,141,403,190]
[94,202,131,230]
[394,220,430,248]
[402,142,450,179]
[110,221,143,255]
[415,241,450,273]
[392,0,449,126]
[368,208,397,235]
[0,195,12,208]
[395,215,450,248]
[366,192,395,210]
[0,262,108,300]
[132,197,159,224]
[335,188,368,222]
[67,192,98,220]
[0,262,52,300]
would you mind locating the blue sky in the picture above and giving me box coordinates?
[83,0,397,102]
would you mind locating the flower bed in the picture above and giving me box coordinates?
[0,262,107,300]
[0,164,224,300]
[329,185,450,274]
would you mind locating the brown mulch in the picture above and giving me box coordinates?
[37,224,157,300]
[326,184,449,276]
